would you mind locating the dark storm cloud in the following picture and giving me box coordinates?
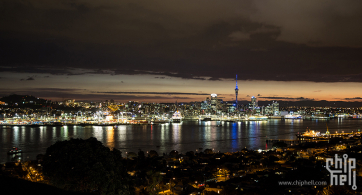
[80,95,192,102]
[0,87,193,101]
[344,97,362,100]
[154,76,174,80]
[67,94,193,101]
[1,0,362,82]
[259,97,315,101]
[0,88,83,96]
[20,76,35,81]
[98,92,210,96]
[33,88,81,92]
[0,66,84,75]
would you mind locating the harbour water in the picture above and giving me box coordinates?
[1,118,361,163]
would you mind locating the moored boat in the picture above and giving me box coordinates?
[7,147,22,155]
[284,114,302,119]
[172,110,182,123]
[296,128,320,139]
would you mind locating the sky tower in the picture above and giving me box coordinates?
[235,75,239,109]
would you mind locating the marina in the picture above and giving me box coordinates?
[7,147,22,155]
[266,132,361,145]
[1,115,344,126]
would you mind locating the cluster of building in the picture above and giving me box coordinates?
[199,94,280,116]
[1,93,362,125]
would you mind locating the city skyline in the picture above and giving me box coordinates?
[1,0,362,103]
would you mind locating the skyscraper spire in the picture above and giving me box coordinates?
[235,75,239,110]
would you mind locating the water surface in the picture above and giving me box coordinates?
[1,119,361,163]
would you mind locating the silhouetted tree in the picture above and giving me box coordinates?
[146,170,162,195]
[169,150,179,157]
[138,149,145,160]
[272,142,287,148]
[148,150,158,158]
[186,151,194,158]
[127,152,137,159]
[42,137,134,195]
[204,149,213,154]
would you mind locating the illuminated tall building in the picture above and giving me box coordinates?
[251,96,257,110]
[235,75,239,109]
[211,94,217,111]
[272,101,279,116]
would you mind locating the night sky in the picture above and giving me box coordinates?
[1,0,362,103]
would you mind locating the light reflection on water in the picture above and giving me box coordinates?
[106,126,115,149]
[92,126,104,144]
[1,119,362,163]
[40,126,44,143]
[118,125,127,143]
[13,126,19,146]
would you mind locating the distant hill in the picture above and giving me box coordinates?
[0,94,50,107]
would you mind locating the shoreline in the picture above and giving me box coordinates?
[1,117,361,127]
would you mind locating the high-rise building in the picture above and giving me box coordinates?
[265,105,273,115]
[201,101,208,110]
[251,96,258,110]
[272,101,279,116]
[235,75,239,109]
[227,102,235,113]
[211,94,217,111]
[255,106,260,114]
